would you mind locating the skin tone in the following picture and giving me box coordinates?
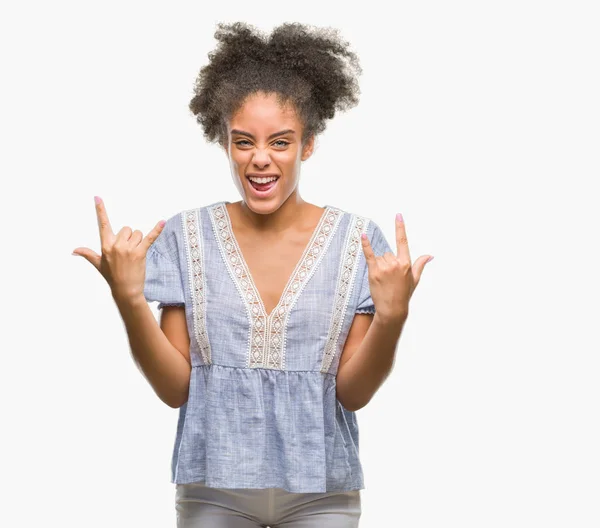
[222,91,321,232]
[71,90,434,411]
[361,214,433,325]
[335,215,433,410]
[220,91,328,316]
[72,199,191,407]
[218,91,435,411]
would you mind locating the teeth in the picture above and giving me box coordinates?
[249,176,278,184]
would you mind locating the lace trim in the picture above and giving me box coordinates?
[210,204,266,368]
[320,215,370,374]
[270,207,342,370]
[182,209,211,365]
[210,203,342,369]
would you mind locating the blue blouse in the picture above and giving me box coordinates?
[143,201,393,493]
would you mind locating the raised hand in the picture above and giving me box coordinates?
[360,213,433,324]
[72,196,166,303]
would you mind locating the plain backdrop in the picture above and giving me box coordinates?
[1,1,599,526]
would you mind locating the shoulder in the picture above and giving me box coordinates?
[163,201,225,231]
[326,204,382,235]
[331,206,393,257]
[151,201,222,258]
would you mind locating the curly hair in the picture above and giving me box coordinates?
[189,22,362,146]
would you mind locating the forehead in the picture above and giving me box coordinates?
[228,92,301,133]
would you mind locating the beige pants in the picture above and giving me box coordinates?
[175,482,362,527]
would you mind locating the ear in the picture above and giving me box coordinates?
[301,134,315,161]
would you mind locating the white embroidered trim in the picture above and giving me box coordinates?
[320,215,370,374]
[210,203,342,370]
[271,207,342,370]
[210,204,267,367]
[182,209,211,365]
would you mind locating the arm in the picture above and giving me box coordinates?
[114,293,191,409]
[336,212,432,411]
[74,197,191,409]
[336,312,405,412]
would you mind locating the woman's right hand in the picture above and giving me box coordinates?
[72,196,166,304]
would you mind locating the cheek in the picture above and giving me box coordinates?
[229,152,248,170]
[274,150,300,168]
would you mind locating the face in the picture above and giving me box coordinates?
[223,91,315,215]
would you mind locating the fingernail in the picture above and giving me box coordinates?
[72,252,79,256]
[426,256,434,263]
[159,220,166,227]
[396,213,403,222]
[361,233,367,239]
[94,196,101,204]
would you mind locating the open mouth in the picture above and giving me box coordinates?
[247,175,280,193]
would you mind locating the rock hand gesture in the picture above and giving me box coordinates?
[360,213,433,324]
[72,196,165,304]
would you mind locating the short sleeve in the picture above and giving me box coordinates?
[144,214,185,311]
[355,220,394,314]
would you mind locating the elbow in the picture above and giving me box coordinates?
[161,390,189,409]
[165,399,180,409]
[165,397,187,409]
[336,379,372,412]
[341,400,368,412]
[163,375,191,408]
[337,392,369,412]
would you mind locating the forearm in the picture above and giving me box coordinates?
[336,313,406,411]
[113,293,191,408]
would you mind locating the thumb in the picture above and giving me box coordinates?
[412,255,433,286]
[72,247,102,271]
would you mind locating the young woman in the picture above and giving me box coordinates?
[74,21,432,528]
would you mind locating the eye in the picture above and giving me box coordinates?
[234,140,252,147]
[273,140,290,147]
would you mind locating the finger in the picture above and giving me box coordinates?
[129,229,144,246]
[395,213,412,264]
[115,226,133,244]
[95,196,114,246]
[72,247,102,271]
[382,252,397,266]
[360,232,377,268]
[140,220,167,253]
[412,255,433,287]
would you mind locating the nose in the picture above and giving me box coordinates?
[252,148,271,169]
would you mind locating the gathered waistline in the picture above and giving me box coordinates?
[191,363,336,376]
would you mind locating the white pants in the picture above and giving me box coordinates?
[175,482,362,527]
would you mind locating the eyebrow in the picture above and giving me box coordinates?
[230,129,296,140]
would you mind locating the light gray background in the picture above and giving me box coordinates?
[1,1,598,526]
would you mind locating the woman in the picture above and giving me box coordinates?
[73,22,433,528]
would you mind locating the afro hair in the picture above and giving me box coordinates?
[189,22,362,146]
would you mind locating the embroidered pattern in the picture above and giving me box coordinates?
[210,204,267,367]
[182,209,211,365]
[210,203,342,369]
[268,207,342,370]
[320,215,370,374]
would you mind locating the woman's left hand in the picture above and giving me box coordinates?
[361,213,433,324]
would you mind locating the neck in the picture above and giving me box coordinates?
[238,190,309,233]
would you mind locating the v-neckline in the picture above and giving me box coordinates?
[220,201,331,319]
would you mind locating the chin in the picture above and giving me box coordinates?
[243,198,282,215]
[241,179,290,214]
